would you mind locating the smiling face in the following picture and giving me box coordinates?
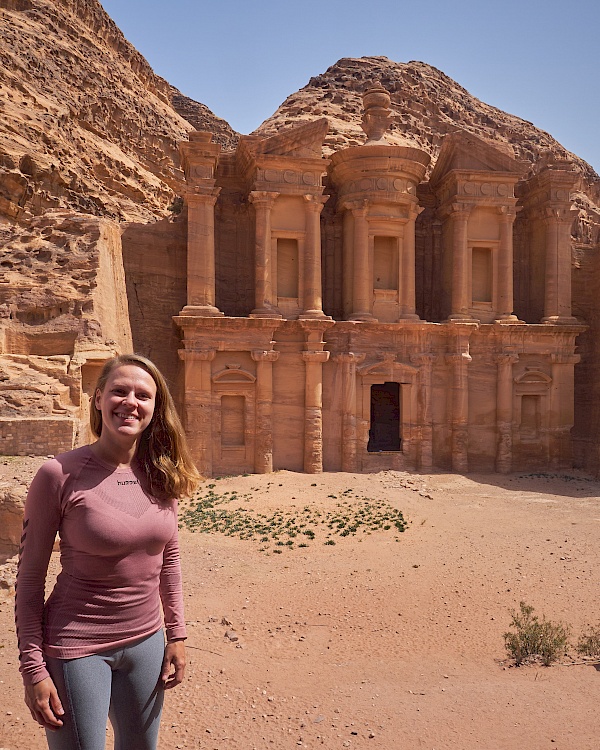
[94,364,157,448]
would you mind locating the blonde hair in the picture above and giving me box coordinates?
[90,353,201,499]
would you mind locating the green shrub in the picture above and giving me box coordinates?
[576,624,600,658]
[503,602,570,666]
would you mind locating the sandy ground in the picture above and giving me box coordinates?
[1,466,599,750]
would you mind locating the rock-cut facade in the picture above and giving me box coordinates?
[174,84,584,476]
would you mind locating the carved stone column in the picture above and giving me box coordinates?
[448,204,472,320]
[542,207,578,323]
[431,219,443,321]
[495,352,519,473]
[445,351,471,472]
[251,349,279,474]
[496,207,519,321]
[411,353,435,470]
[349,202,375,321]
[399,205,421,320]
[549,352,580,468]
[249,191,281,318]
[342,209,354,319]
[302,350,329,473]
[183,189,223,316]
[333,353,365,472]
[178,347,216,476]
[300,194,329,319]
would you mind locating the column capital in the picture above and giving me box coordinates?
[178,347,216,362]
[340,198,369,216]
[303,194,329,212]
[249,190,279,208]
[551,353,580,365]
[410,352,436,366]
[445,352,472,366]
[187,187,221,206]
[450,202,472,219]
[407,203,425,221]
[251,349,280,363]
[494,352,519,366]
[333,352,366,365]
[302,350,330,364]
[542,205,578,224]
[497,205,517,221]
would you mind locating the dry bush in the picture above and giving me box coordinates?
[576,624,600,659]
[503,602,570,666]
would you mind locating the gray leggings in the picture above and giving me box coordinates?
[45,629,165,750]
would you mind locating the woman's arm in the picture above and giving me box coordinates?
[15,461,63,686]
[159,501,187,643]
[159,501,187,687]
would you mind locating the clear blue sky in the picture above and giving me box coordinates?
[100,0,599,174]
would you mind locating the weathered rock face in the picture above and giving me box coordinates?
[255,57,598,183]
[0,0,236,223]
[170,86,238,152]
[0,210,132,356]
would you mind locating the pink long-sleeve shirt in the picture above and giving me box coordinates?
[15,445,187,686]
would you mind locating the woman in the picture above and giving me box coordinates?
[15,353,200,750]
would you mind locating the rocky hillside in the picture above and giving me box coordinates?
[255,56,598,185]
[0,0,237,223]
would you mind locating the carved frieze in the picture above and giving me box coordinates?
[257,167,322,188]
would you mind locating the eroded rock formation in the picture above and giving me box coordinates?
[0,0,235,222]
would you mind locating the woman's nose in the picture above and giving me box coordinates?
[123,390,137,405]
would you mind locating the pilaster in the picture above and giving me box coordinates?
[251,349,280,473]
[495,352,519,473]
[178,347,216,476]
[445,350,472,472]
[410,352,435,470]
[301,350,330,473]
[333,352,366,472]
[448,204,473,321]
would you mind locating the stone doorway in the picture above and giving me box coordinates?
[367,382,401,452]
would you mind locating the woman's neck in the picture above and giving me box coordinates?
[90,437,138,469]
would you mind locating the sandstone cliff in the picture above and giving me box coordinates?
[0,0,236,223]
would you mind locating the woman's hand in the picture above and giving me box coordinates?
[161,639,186,689]
[24,677,64,730]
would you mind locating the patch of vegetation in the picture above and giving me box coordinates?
[167,196,184,215]
[503,601,570,666]
[576,623,600,659]
[179,488,407,553]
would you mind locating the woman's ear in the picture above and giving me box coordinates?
[94,388,102,410]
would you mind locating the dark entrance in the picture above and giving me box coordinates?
[367,382,401,452]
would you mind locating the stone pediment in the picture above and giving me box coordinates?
[430,131,527,186]
[244,118,329,159]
